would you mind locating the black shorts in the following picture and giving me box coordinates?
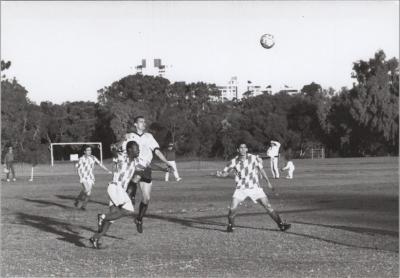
[134,167,152,183]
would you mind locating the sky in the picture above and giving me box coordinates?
[1,1,399,104]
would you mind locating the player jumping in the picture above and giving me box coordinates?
[89,141,140,249]
[216,142,291,233]
[74,146,112,210]
[117,116,173,233]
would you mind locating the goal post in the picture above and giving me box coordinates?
[50,142,103,166]
[311,147,325,159]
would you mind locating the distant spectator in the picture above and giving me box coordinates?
[281,154,295,179]
[266,140,281,179]
[164,143,182,182]
[5,146,16,182]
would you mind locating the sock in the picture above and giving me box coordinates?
[269,210,283,225]
[228,210,235,226]
[137,202,148,221]
[94,220,112,239]
[81,194,90,208]
[76,191,85,202]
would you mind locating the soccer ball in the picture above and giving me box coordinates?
[260,34,275,49]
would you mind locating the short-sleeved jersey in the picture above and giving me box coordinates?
[121,132,159,167]
[267,141,281,157]
[77,155,100,182]
[113,156,137,191]
[223,154,264,189]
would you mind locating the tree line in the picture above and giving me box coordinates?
[1,50,398,164]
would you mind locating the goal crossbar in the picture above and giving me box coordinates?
[50,142,103,166]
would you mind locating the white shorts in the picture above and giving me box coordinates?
[232,187,267,203]
[80,179,95,195]
[107,182,134,212]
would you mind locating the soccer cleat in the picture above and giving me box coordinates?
[176,178,182,182]
[226,224,234,233]
[97,214,105,232]
[135,218,143,233]
[12,178,16,182]
[279,222,291,232]
[89,237,100,249]
[6,179,10,182]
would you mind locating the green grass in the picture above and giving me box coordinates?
[1,157,398,277]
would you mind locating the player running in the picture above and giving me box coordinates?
[216,142,291,233]
[118,116,173,233]
[74,146,112,210]
[89,141,140,249]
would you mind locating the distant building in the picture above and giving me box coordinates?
[277,85,299,95]
[244,84,272,98]
[135,58,167,77]
[216,77,239,102]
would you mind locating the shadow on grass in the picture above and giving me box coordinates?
[55,194,108,206]
[22,198,74,210]
[14,212,123,248]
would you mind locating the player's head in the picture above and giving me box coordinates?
[83,146,92,155]
[134,116,146,132]
[126,140,139,159]
[168,142,174,149]
[8,146,13,152]
[237,142,248,156]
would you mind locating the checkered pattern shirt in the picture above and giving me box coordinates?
[223,154,264,189]
[112,156,137,190]
[77,155,100,182]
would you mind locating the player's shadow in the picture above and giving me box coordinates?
[15,212,87,247]
[55,194,108,206]
[147,213,228,232]
[292,220,399,237]
[22,198,74,210]
[146,213,277,233]
[14,212,123,247]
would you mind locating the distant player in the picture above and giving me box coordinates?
[164,142,182,182]
[267,140,281,179]
[89,141,140,249]
[281,154,295,179]
[216,143,291,233]
[74,146,112,210]
[118,116,173,233]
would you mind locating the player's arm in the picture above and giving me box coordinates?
[216,160,234,178]
[154,149,174,169]
[94,157,112,174]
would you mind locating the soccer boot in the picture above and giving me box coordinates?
[97,214,105,232]
[278,222,291,232]
[226,224,234,233]
[89,237,100,249]
[135,218,143,233]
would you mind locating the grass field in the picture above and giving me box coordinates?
[1,157,398,277]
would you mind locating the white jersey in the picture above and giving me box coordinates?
[267,141,281,157]
[121,132,160,167]
[282,161,295,171]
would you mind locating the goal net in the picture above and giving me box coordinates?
[50,142,103,166]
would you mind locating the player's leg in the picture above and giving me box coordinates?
[127,174,141,204]
[165,170,169,182]
[74,189,85,207]
[10,163,16,181]
[6,163,10,181]
[288,168,294,179]
[274,158,280,178]
[270,158,275,178]
[258,197,290,231]
[80,181,93,210]
[171,161,181,181]
[227,197,241,232]
[135,181,152,233]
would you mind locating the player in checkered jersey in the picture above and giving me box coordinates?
[217,143,291,233]
[90,141,140,249]
[74,146,112,210]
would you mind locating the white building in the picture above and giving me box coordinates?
[217,77,239,102]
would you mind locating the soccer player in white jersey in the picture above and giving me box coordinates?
[74,146,111,210]
[267,140,281,179]
[89,141,140,249]
[217,143,291,233]
[119,116,173,233]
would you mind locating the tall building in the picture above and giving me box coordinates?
[135,58,166,77]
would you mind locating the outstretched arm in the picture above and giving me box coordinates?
[154,149,173,168]
[95,158,112,174]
